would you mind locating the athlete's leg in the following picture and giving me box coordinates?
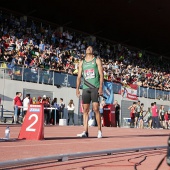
[141,119,144,129]
[93,102,101,131]
[83,104,90,132]
[82,89,91,133]
[134,117,138,127]
[91,88,101,132]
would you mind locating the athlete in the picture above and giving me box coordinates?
[76,46,103,138]
[135,100,141,128]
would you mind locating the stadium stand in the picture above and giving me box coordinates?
[0,10,170,100]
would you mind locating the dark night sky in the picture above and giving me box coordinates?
[1,0,170,56]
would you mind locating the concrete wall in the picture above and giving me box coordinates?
[0,78,170,125]
[0,78,80,124]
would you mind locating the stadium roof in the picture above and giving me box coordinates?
[1,0,170,56]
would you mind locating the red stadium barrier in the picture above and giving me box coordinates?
[103,104,116,127]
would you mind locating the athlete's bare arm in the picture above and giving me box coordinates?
[76,61,83,97]
[96,57,104,95]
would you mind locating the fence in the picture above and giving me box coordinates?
[0,63,170,101]
[0,105,60,125]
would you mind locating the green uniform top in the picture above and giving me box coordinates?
[82,58,100,89]
[148,111,152,117]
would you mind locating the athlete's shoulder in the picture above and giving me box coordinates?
[79,60,83,66]
[96,56,102,65]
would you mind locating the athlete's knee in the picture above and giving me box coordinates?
[93,107,99,113]
[83,107,89,114]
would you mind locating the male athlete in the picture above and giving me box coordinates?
[76,46,104,138]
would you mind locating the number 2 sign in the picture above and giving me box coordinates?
[18,104,44,140]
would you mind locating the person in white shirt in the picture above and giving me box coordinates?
[23,94,30,121]
[67,99,75,125]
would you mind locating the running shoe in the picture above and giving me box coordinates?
[77,131,88,137]
[97,130,102,138]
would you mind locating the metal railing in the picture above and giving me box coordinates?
[0,63,170,101]
[0,105,59,125]
[0,145,166,169]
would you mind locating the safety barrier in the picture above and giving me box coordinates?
[0,64,170,101]
[0,145,166,169]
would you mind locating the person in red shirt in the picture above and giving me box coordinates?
[151,102,159,129]
[41,95,50,125]
[13,92,22,124]
[164,111,169,129]
[128,102,136,128]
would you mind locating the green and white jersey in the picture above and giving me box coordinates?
[82,58,100,89]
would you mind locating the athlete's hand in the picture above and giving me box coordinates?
[98,88,103,96]
[76,89,80,98]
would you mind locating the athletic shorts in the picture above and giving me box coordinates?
[82,88,99,104]
[135,112,140,118]
[148,116,152,121]
[161,115,164,121]
[138,116,143,120]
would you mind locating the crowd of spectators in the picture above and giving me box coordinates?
[0,11,170,91]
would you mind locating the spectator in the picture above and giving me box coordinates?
[128,102,136,128]
[144,107,152,129]
[23,94,30,121]
[135,101,141,128]
[42,95,50,125]
[114,100,120,127]
[151,102,159,129]
[164,111,169,129]
[39,41,45,52]
[59,98,65,119]
[67,99,75,125]
[51,98,59,125]
[138,103,145,129]
[159,105,165,128]
[13,92,22,124]
[37,96,42,104]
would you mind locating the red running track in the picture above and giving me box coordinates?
[0,124,169,170]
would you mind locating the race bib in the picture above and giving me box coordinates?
[84,69,95,79]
